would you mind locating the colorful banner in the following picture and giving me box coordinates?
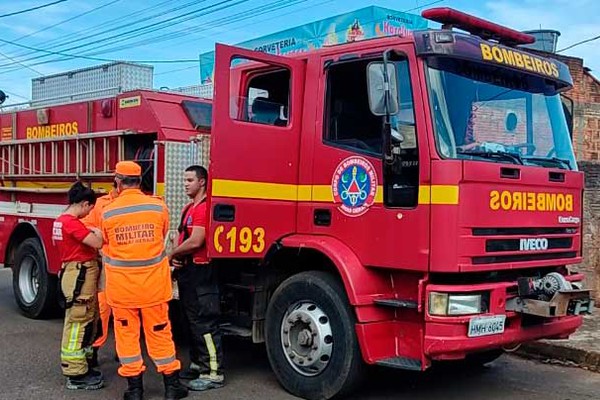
[199,6,429,83]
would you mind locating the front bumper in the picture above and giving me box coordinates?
[423,274,591,360]
[356,272,592,367]
[424,314,582,359]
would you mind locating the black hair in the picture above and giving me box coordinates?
[185,165,208,184]
[120,176,142,187]
[68,182,97,206]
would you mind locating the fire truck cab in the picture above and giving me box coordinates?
[206,7,593,399]
[0,8,594,400]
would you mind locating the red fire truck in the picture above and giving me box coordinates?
[0,7,594,400]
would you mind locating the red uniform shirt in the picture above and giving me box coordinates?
[178,200,208,264]
[52,214,97,263]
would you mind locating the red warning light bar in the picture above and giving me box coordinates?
[422,7,536,46]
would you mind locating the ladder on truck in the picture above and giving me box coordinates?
[0,130,135,193]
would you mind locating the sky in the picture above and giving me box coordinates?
[0,0,598,105]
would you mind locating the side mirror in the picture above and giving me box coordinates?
[367,62,399,116]
[560,94,574,138]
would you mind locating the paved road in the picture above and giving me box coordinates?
[1,268,599,400]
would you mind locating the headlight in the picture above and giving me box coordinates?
[429,292,485,316]
[429,292,449,316]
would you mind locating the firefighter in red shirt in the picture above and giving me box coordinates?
[52,182,104,390]
[169,165,224,391]
[81,184,118,367]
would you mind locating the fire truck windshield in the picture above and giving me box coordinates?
[426,57,576,170]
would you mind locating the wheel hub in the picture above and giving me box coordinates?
[18,256,40,305]
[281,302,333,377]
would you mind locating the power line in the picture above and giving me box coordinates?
[0,37,199,63]
[79,0,303,57]
[14,0,300,70]
[0,0,238,68]
[154,0,439,78]
[403,0,444,13]
[0,0,67,18]
[155,65,199,76]
[0,0,123,49]
[558,34,600,53]
[0,0,263,70]
[0,49,44,75]
[3,0,178,60]
[1,89,30,101]
[55,0,244,57]
[155,0,331,77]
[0,0,441,73]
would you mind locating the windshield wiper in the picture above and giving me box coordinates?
[522,156,572,170]
[457,150,524,165]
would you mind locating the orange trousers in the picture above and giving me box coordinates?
[93,291,111,348]
[113,303,181,377]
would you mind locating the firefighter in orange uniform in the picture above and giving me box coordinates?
[101,161,188,400]
[53,182,104,391]
[81,183,118,367]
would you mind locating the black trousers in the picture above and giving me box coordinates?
[176,262,223,376]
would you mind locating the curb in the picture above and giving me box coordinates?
[516,341,600,372]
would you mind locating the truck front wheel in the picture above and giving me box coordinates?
[265,271,364,400]
[12,238,57,319]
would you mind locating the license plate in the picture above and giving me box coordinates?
[468,315,506,338]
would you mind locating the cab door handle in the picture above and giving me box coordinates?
[213,204,235,222]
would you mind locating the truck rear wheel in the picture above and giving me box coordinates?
[12,238,57,319]
[265,271,364,400]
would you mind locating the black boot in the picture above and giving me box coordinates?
[163,372,188,400]
[123,374,144,400]
[66,369,104,390]
[88,347,99,368]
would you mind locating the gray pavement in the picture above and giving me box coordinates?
[1,268,599,400]
[518,312,600,372]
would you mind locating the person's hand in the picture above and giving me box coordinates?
[90,227,102,237]
[168,252,183,269]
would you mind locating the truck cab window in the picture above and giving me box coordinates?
[324,57,419,207]
[324,59,384,154]
[233,67,290,127]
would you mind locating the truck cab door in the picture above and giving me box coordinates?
[304,44,431,270]
[208,44,306,258]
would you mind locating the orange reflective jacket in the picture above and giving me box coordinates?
[82,190,117,256]
[82,189,118,229]
[101,188,171,308]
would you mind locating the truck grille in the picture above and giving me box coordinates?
[485,238,572,252]
[472,252,577,264]
[471,227,578,265]
[473,227,576,236]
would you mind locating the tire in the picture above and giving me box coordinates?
[265,271,364,400]
[12,238,58,319]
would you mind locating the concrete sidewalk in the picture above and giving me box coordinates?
[517,313,600,372]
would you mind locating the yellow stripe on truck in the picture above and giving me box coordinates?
[211,179,459,205]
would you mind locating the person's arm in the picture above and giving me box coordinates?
[170,226,205,259]
[69,219,103,250]
[82,232,103,249]
[169,203,206,260]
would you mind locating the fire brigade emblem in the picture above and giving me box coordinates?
[332,156,377,217]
